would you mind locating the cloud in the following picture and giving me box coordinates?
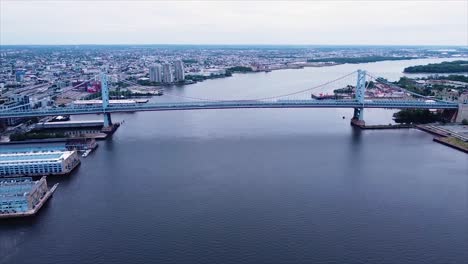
[1,0,467,45]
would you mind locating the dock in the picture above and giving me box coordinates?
[352,123,413,129]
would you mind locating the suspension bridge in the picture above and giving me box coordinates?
[0,70,460,127]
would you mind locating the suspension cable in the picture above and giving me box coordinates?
[248,71,357,101]
[122,71,357,102]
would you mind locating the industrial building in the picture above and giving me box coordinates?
[0,149,80,177]
[0,177,58,218]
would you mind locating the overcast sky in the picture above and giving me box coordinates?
[1,0,467,45]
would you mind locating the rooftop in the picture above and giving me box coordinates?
[0,150,75,164]
[0,177,35,198]
[44,120,103,125]
[0,146,66,153]
[73,99,148,104]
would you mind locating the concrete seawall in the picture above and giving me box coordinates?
[433,137,468,154]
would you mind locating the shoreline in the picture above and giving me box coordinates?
[416,124,468,154]
[352,123,467,154]
[433,137,468,153]
[115,57,468,91]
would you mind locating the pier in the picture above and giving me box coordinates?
[0,177,58,219]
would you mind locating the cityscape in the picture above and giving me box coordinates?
[1,1,467,264]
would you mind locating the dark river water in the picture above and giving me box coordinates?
[1,58,467,264]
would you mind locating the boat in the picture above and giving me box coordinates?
[311,93,346,100]
[82,149,91,158]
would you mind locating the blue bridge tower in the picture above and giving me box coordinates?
[351,69,366,126]
[100,73,112,128]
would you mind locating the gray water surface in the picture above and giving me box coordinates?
[1,59,467,264]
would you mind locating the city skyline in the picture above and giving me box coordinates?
[1,0,467,46]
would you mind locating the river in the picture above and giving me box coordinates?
[1,58,467,264]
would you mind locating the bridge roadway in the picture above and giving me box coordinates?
[0,99,459,119]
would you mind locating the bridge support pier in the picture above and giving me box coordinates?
[351,107,365,127]
[104,112,112,127]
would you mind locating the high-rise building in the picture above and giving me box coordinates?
[174,60,185,82]
[15,70,25,82]
[162,63,173,84]
[149,64,163,83]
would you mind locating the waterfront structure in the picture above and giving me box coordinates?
[149,64,163,83]
[174,60,185,82]
[162,63,173,84]
[34,120,105,137]
[0,149,80,177]
[0,177,58,218]
[65,138,98,151]
[37,120,104,129]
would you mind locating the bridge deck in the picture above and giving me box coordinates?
[0,99,459,119]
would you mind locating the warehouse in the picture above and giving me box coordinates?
[0,177,58,218]
[0,149,80,177]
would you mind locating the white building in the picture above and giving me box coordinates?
[149,64,163,83]
[0,149,80,177]
[162,63,173,84]
[174,60,185,82]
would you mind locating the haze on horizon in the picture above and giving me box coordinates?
[1,0,467,46]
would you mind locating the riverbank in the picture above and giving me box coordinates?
[416,124,468,153]
[433,137,468,153]
[351,122,467,153]
[403,60,468,73]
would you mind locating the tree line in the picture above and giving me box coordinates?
[404,61,468,73]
